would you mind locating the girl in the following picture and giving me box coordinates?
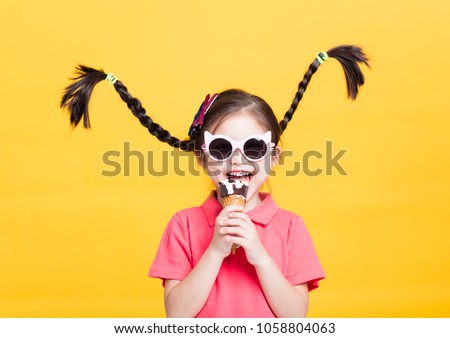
[61,45,369,317]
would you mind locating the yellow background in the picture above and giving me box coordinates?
[1,0,449,317]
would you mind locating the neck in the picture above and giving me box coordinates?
[244,192,262,211]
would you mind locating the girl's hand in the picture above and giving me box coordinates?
[210,205,245,259]
[218,209,269,266]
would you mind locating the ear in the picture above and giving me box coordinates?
[270,145,282,168]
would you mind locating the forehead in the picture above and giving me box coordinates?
[211,111,267,139]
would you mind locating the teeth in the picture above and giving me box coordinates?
[228,172,251,177]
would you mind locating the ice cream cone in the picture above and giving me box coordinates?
[222,194,246,207]
[219,179,249,254]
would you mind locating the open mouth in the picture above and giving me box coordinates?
[227,171,253,181]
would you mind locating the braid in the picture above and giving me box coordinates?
[60,65,195,152]
[279,60,320,132]
[279,45,369,133]
[112,82,195,152]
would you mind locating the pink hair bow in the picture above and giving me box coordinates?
[188,93,218,135]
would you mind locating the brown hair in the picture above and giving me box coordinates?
[61,45,369,153]
[189,89,282,165]
[190,89,281,142]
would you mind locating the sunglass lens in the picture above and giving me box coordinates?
[244,138,267,160]
[209,138,232,160]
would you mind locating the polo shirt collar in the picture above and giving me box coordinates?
[201,191,279,227]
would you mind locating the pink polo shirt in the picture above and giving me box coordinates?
[149,192,325,318]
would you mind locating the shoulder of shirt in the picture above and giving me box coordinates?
[163,206,207,233]
[170,205,205,221]
[272,203,306,225]
[277,203,303,220]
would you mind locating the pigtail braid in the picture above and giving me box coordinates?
[60,65,195,152]
[279,61,320,132]
[279,45,369,133]
[112,81,195,151]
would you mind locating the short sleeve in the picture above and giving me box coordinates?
[148,213,193,284]
[286,216,325,291]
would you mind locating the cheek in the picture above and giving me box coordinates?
[252,156,272,177]
[204,160,226,178]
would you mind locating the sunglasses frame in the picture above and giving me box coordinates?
[201,131,275,162]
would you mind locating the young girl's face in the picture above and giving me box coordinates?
[203,112,281,209]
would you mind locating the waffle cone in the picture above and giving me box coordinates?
[222,195,246,207]
[222,194,246,254]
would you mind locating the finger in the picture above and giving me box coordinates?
[223,205,245,213]
[217,206,244,222]
[229,236,245,248]
[220,226,247,238]
[229,212,251,223]
[224,218,248,229]
[227,214,253,231]
[216,217,227,227]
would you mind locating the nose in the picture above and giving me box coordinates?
[230,149,244,165]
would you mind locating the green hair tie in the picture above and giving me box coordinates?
[316,51,329,64]
[105,72,118,85]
